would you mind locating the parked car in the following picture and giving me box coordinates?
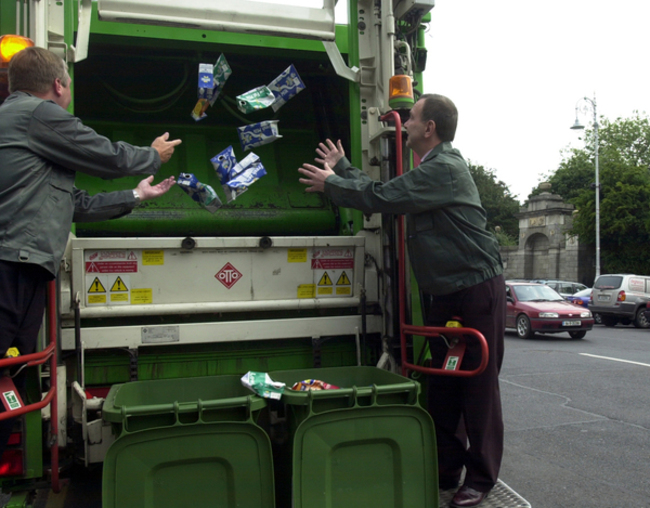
[531,279,589,298]
[505,281,594,339]
[589,274,650,328]
[565,287,601,324]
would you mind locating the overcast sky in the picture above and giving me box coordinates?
[424,0,650,201]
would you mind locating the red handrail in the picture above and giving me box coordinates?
[0,280,60,492]
[379,110,489,379]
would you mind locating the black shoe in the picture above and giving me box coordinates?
[450,485,488,508]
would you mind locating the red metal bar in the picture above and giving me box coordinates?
[379,110,489,379]
[0,280,60,492]
[401,324,489,377]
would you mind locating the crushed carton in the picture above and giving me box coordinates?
[192,55,232,121]
[177,173,222,213]
[241,371,285,400]
[211,145,239,185]
[237,120,281,151]
[211,147,267,202]
[268,64,306,112]
[236,85,277,114]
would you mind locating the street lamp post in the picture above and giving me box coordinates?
[571,95,600,279]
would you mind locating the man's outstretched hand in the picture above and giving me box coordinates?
[135,175,176,201]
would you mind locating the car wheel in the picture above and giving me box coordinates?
[593,313,602,325]
[516,314,533,339]
[601,316,618,327]
[569,331,587,339]
[633,308,650,328]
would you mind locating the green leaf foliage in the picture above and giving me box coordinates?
[548,112,650,274]
[468,162,520,246]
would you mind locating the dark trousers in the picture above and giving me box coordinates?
[423,274,506,493]
[0,260,49,458]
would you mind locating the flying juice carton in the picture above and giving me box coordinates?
[237,120,282,151]
[177,173,222,213]
[268,64,306,112]
[236,85,277,114]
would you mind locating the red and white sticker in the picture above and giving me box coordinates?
[311,248,354,297]
[85,250,138,273]
[215,262,242,289]
[311,247,354,270]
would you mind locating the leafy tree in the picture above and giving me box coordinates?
[544,112,650,273]
[468,162,520,245]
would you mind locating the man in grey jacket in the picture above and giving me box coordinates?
[299,94,505,508]
[0,46,181,455]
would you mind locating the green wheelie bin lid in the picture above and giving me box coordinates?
[101,375,274,508]
[102,422,275,508]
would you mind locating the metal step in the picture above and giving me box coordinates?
[439,479,531,508]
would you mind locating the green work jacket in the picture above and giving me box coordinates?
[324,142,503,296]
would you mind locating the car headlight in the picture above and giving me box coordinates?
[539,312,559,318]
[580,311,591,318]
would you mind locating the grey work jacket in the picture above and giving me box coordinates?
[324,142,503,295]
[0,92,160,276]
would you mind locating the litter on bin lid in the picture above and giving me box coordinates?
[236,85,277,114]
[237,120,282,151]
[268,64,305,112]
[290,379,340,391]
[241,372,285,400]
[177,173,222,213]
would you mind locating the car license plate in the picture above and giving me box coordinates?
[563,320,581,326]
[598,294,610,301]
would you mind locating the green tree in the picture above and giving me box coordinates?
[468,162,520,246]
[547,112,650,273]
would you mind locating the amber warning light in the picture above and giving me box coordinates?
[0,35,34,101]
[0,34,34,65]
[388,74,414,109]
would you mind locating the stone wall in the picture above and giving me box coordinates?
[500,185,595,285]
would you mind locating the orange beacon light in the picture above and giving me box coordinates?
[0,34,35,66]
[388,74,414,110]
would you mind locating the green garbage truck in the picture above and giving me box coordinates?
[0,1,530,506]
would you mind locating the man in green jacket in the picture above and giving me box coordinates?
[299,94,506,508]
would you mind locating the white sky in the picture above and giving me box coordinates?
[424,0,650,201]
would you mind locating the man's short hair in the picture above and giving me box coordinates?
[8,46,69,94]
[419,93,458,142]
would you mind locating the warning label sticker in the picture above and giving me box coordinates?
[85,250,138,273]
[311,248,353,298]
[86,274,131,305]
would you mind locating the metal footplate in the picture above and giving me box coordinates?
[439,479,531,508]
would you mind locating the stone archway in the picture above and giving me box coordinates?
[524,233,550,279]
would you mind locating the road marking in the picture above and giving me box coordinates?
[580,353,650,368]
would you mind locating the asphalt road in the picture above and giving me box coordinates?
[499,323,650,507]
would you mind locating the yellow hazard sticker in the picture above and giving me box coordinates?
[336,286,352,295]
[110,293,129,303]
[288,248,307,263]
[131,288,153,304]
[318,272,333,286]
[110,276,129,292]
[88,294,107,304]
[336,271,351,285]
[142,250,164,265]
[88,277,106,293]
[318,287,333,295]
[297,284,316,299]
